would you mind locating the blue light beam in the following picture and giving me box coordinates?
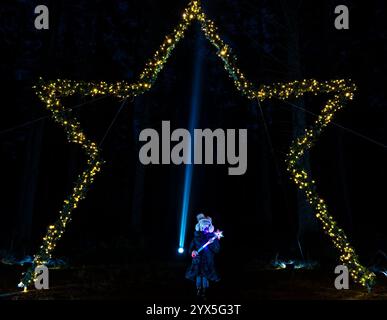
[178,31,204,252]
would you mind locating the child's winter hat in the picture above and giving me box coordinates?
[196,213,206,221]
[195,213,214,232]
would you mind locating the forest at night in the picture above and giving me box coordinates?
[0,0,386,314]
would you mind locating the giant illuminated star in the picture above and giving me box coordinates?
[20,0,376,289]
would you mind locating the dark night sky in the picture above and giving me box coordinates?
[0,0,386,272]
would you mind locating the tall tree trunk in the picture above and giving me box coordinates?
[324,0,353,233]
[337,130,353,231]
[258,119,272,244]
[13,121,45,255]
[282,1,318,259]
[130,98,146,247]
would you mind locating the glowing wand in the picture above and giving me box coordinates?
[197,230,224,254]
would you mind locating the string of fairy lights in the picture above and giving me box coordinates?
[20,0,376,290]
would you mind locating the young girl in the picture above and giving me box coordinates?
[185,213,221,298]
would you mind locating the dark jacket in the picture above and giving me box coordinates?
[185,230,220,282]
